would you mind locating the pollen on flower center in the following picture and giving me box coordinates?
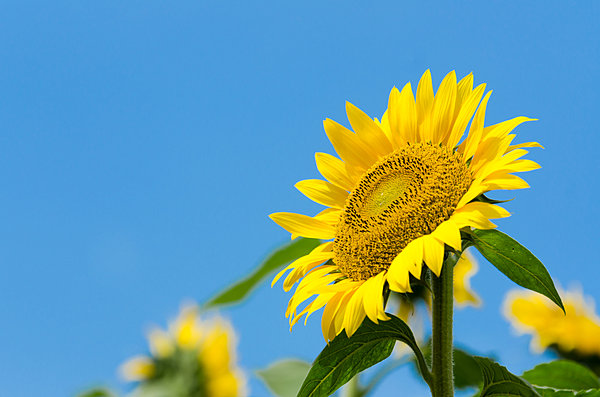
[333,142,472,282]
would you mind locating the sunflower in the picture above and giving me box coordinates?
[504,287,600,357]
[270,70,541,341]
[120,304,246,397]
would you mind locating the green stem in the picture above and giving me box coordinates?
[431,253,457,397]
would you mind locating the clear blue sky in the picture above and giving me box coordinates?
[0,1,598,396]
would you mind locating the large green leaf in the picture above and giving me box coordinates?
[454,348,483,389]
[522,360,600,396]
[203,238,321,309]
[256,359,311,397]
[474,356,541,396]
[471,229,564,312]
[297,314,428,397]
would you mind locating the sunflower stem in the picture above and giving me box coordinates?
[431,253,457,397]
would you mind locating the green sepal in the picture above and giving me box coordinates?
[522,360,600,396]
[470,229,564,312]
[474,356,541,396]
[203,238,321,309]
[473,193,514,205]
[256,359,311,397]
[297,314,429,397]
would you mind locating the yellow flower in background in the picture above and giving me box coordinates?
[271,70,540,341]
[120,304,246,397]
[453,251,481,308]
[120,356,156,382]
[504,287,600,357]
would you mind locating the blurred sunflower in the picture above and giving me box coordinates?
[271,70,541,341]
[504,287,600,358]
[120,304,246,397]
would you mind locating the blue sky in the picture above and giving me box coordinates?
[0,1,598,396]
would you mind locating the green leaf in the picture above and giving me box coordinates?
[454,349,483,389]
[533,389,600,397]
[203,238,321,309]
[297,314,427,397]
[256,359,311,397]
[474,356,541,396]
[522,360,600,393]
[470,229,564,312]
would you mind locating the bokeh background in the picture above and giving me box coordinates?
[0,1,598,396]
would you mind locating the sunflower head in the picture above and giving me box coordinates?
[271,70,541,341]
[120,304,246,397]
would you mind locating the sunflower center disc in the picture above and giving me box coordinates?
[333,142,471,281]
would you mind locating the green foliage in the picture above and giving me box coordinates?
[76,389,116,397]
[474,356,540,396]
[453,349,484,389]
[522,360,600,397]
[203,238,321,309]
[256,359,311,397]
[470,229,564,312]
[297,314,429,397]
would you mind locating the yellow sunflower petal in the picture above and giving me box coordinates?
[388,238,425,292]
[507,141,544,152]
[455,179,485,209]
[323,118,378,171]
[422,235,444,276]
[416,69,434,141]
[455,73,474,114]
[451,210,497,230]
[295,179,348,209]
[431,219,462,251]
[342,284,367,337]
[346,101,393,156]
[483,160,541,180]
[270,212,335,240]
[281,252,334,291]
[321,291,346,342]
[362,271,389,323]
[431,70,457,144]
[475,148,530,180]
[292,291,336,326]
[447,83,486,149]
[483,174,530,190]
[315,152,355,191]
[456,202,510,220]
[332,289,355,337]
[483,116,537,141]
[461,90,493,160]
[388,82,417,146]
